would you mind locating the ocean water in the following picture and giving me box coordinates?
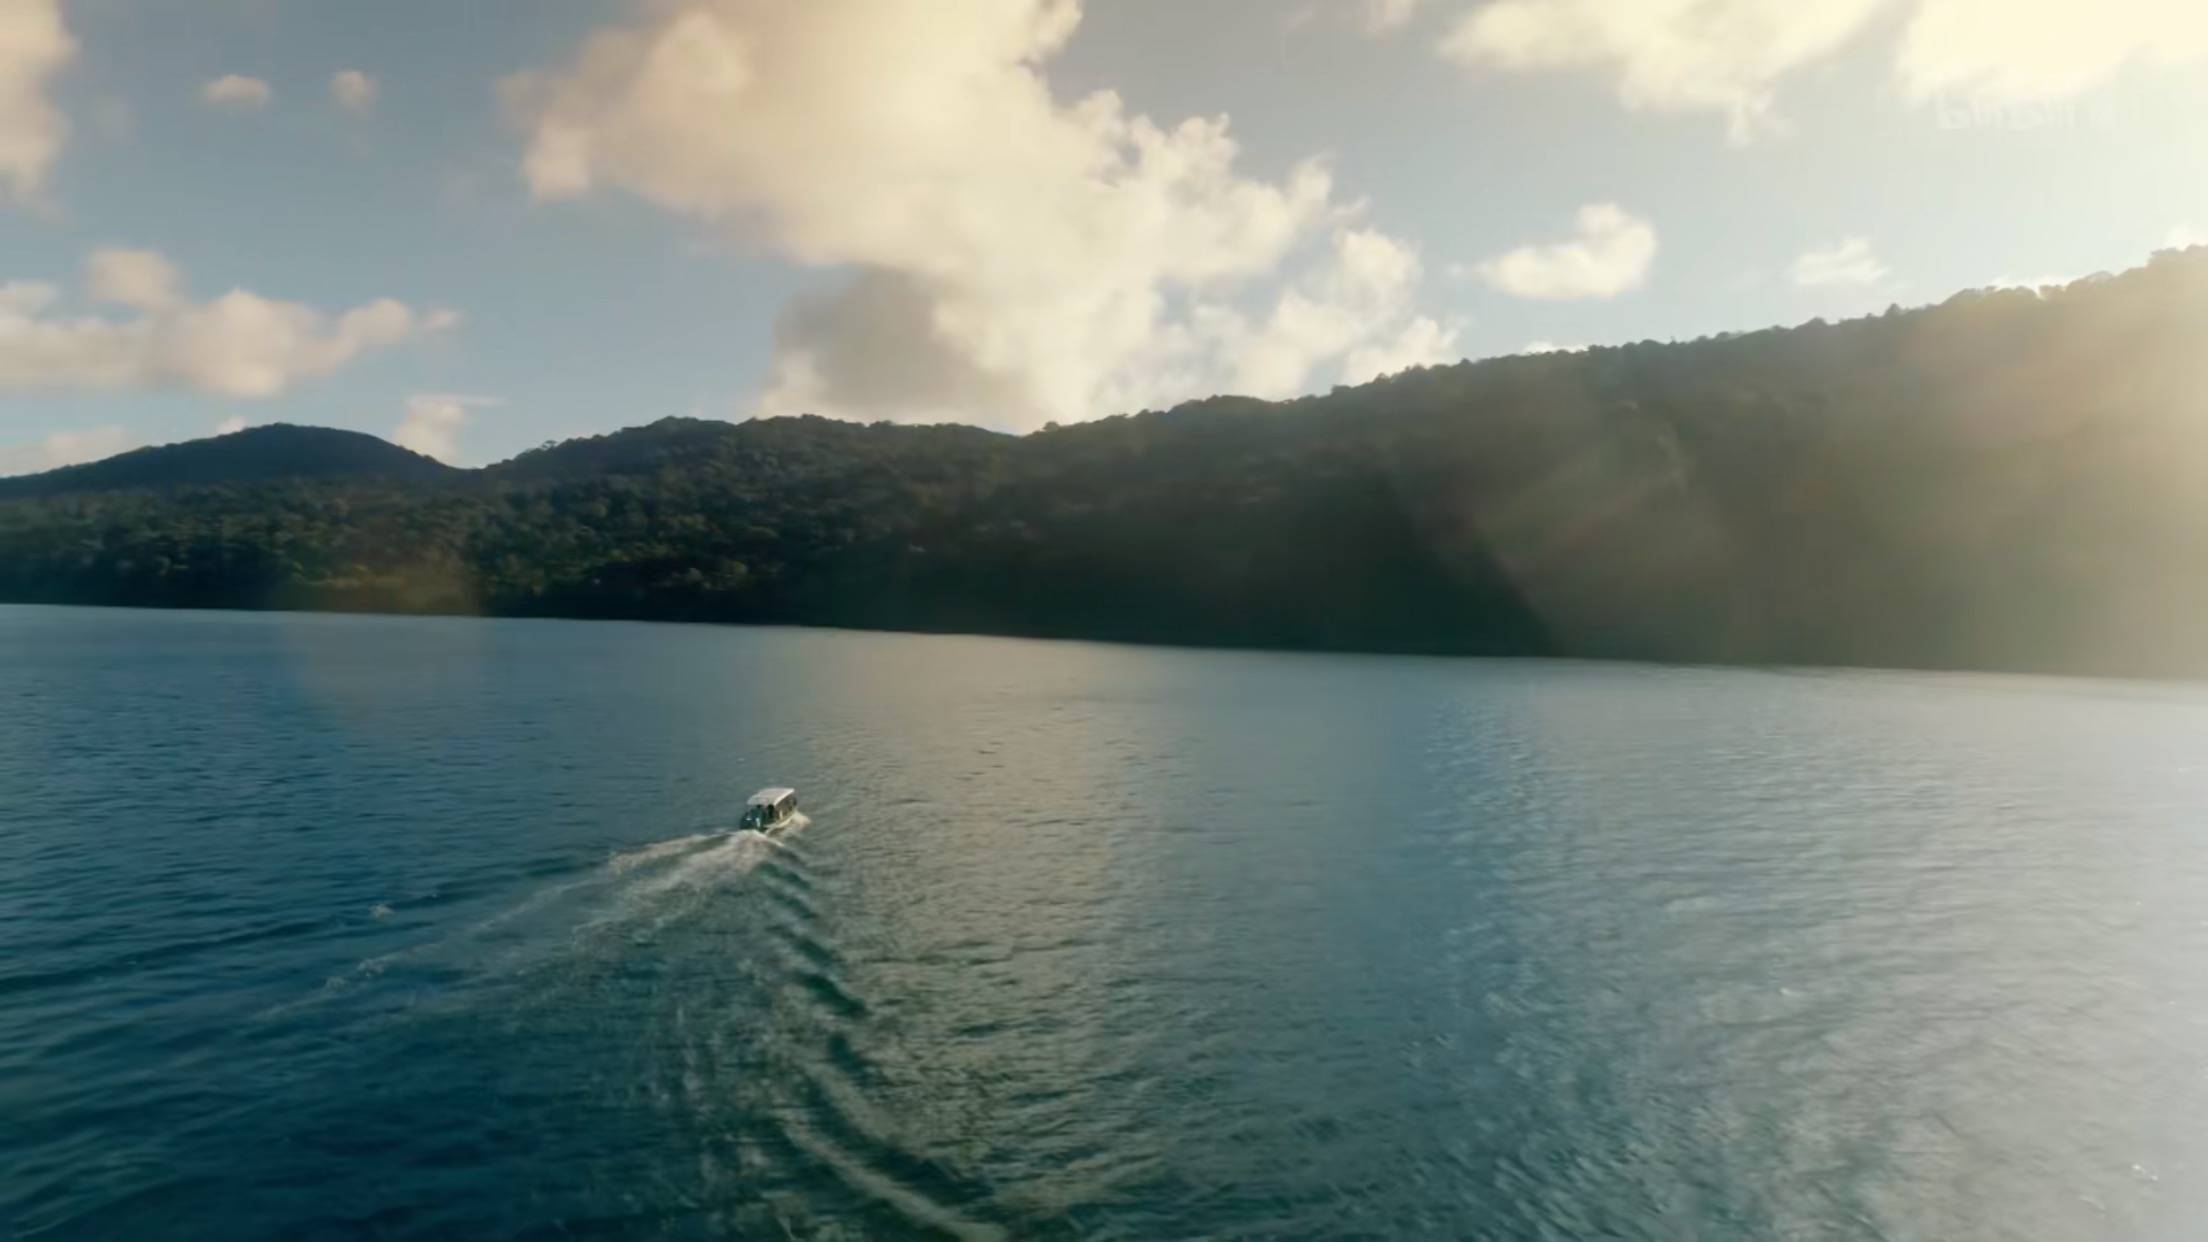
[5,606,2208,1239]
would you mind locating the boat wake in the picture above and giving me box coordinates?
[610,815,809,888]
[607,832,718,873]
[600,819,807,929]
[281,818,814,1015]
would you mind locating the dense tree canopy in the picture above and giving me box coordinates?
[4,248,2207,676]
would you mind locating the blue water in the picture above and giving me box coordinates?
[5,606,2208,1238]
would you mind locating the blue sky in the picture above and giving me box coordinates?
[1,0,2203,471]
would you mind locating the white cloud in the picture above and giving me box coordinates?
[0,423,139,477]
[393,393,498,463]
[1474,203,1656,300]
[1221,229,1455,395]
[1520,340,1586,354]
[1289,0,1424,33]
[1440,0,1886,141]
[1354,0,1424,32]
[331,69,377,116]
[1894,0,2208,103]
[2167,225,2206,250]
[1981,271,2081,298]
[0,0,75,202]
[1790,237,1889,287]
[214,414,248,435]
[0,248,454,398]
[1343,315,1457,384]
[510,0,1441,428]
[200,74,272,110]
[1437,0,2208,140]
[0,278,53,314]
[85,247,182,311]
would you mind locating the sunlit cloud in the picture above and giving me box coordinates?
[1222,229,1456,396]
[1439,0,1887,141]
[214,414,248,435]
[331,69,377,116]
[508,0,1443,429]
[85,247,182,311]
[1984,272,2075,292]
[393,393,499,463]
[1343,313,1458,383]
[1790,237,1889,287]
[1288,0,1425,34]
[1893,0,2208,104]
[1473,203,1656,300]
[200,74,271,110]
[1353,0,1424,32]
[0,248,455,398]
[0,0,75,203]
[1437,0,2208,140]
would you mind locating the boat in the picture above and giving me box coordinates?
[741,786,799,832]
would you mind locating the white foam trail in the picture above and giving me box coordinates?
[608,832,716,873]
[608,813,809,877]
[272,819,815,1016]
[578,817,811,939]
[632,831,775,897]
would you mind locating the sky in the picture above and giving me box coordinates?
[0,0,2203,472]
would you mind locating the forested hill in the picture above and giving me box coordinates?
[0,424,453,498]
[5,246,2208,676]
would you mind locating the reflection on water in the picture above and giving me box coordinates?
[4,606,2208,1238]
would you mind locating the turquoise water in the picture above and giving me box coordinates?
[5,606,2208,1238]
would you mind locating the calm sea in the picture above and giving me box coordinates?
[4,606,2207,1239]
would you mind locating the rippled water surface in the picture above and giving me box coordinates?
[6,606,2208,1239]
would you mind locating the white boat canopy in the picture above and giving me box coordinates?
[747,787,796,807]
